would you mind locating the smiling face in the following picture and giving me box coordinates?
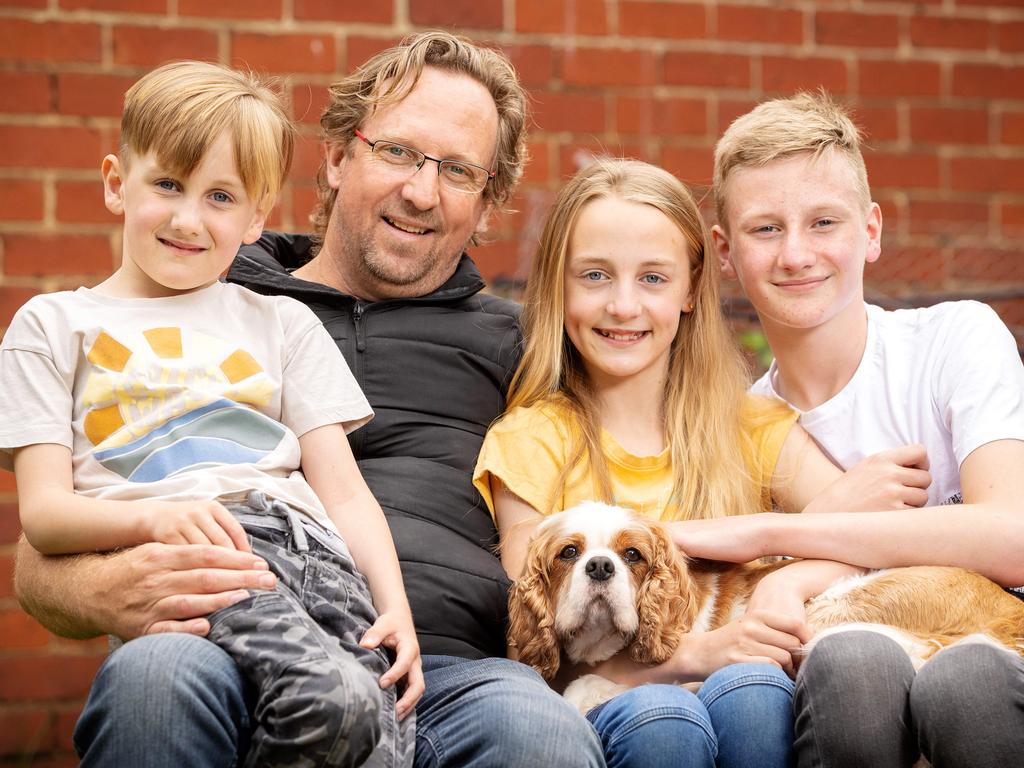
[100,130,267,298]
[563,195,693,393]
[713,150,882,337]
[319,67,500,301]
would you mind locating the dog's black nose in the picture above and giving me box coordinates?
[585,556,615,582]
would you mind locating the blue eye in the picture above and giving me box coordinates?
[814,218,836,228]
[640,274,665,285]
[156,179,178,191]
[211,191,233,204]
[583,271,605,281]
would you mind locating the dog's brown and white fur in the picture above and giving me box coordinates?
[508,502,1024,715]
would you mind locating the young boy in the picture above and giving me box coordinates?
[0,61,420,768]
[704,91,1024,767]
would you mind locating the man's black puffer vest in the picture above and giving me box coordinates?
[229,232,522,659]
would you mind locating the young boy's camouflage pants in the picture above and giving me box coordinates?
[207,491,414,768]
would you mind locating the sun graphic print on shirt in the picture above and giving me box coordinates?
[81,326,285,483]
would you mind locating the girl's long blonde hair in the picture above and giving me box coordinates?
[506,159,759,521]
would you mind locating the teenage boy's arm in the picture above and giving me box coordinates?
[14,444,250,554]
[670,439,1024,587]
[297,423,423,720]
[15,536,276,639]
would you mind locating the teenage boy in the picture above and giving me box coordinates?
[0,61,420,767]
[696,91,1024,768]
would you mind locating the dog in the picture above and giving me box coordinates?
[507,501,1024,715]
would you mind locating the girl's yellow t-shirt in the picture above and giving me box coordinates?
[473,396,798,521]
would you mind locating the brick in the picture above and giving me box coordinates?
[0,709,52,756]
[660,145,715,186]
[865,152,941,190]
[998,22,1024,53]
[619,1,706,40]
[910,16,991,50]
[57,73,137,118]
[866,246,948,289]
[0,555,12,599]
[908,199,990,236]
[232,33,336,75]
[910,107,988,145]
[503,44,556,88]
[0,656,102,702]
[290,82,330,126]
[55,707,83,752]
[292,134,324,182]
[663,51,750,89]
[295,0,390,22]
[989,299,1024,334]
[859,60,941,98]
[1003,111,1024,145]
[957,0,1024,7]
[717,99,759,136]
[0,474,15,494]
[561,48,657,88]
[516,0,608,35]
[762,56,848,94]
[0,125,102,169]
[816,11,899,48]
[0,20,101,64]
[112,26,218,67]
[519,140,552,185]
[953,63,1024,100]
[0,502,20,544]
[0,180,45,222]
[61,0,165,11]
[951,157,1024,193]
[4,234,113,277]
[0,71,52,114]
[854,105,900,142]
[616,96,706,136]
[4,0,46,7]
[344,36,403,73]
[179,0,282,19]
[291,183,319,229]
[874,195,901,235]
[533,90,606,134]
[557,140,646,180]
[1000,202,1024,236]
[57,181,111,224]
[0,609,52,650]
[717,5,803,45]
[411,0,502,29]
[952,248,1024,283]
[474,237,520,282]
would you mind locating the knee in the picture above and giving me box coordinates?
[913,642,1018,721]
[799,630,915,690]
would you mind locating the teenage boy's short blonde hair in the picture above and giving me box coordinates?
[120,60,294,209]
[713,90,870,227]
[312,30,529,245]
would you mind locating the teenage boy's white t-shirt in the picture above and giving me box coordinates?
[750,301,1024,507]
[0,282,371,534]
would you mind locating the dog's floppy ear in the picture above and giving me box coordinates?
[630,522,696,664]
[507,531,562,681]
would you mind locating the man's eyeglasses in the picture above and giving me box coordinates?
[354,130,495,195]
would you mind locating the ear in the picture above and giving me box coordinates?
[864,202,883,265]
[242,206,268,246]
[324,140,349,191]
[711,224,738,281]
[507,536,562,681]
[630,523,696,664]
[101,155,126,216]
[473,201,496,239]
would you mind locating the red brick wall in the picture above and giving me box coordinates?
[1,1,1023,763]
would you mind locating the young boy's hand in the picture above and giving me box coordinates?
[359,611,424,720]
[144,500,250,552]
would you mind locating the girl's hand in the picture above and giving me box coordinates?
[666,516,770,562]
[746,572,810,633]
[144,501,250,552]
[360,611,424,720]
[802,444,932,514]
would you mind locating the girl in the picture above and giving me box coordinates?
[473,159,897,768]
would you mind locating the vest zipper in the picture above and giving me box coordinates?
[353,302,366,352]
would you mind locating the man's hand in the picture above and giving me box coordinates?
[803,444,931,514]
[15,538,277,640]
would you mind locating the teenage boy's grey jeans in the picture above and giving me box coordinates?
[207,491,414,768]
[794,630,1024,768]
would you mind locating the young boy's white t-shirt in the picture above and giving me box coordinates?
[750,301,1024,507]
[0,282,371,534]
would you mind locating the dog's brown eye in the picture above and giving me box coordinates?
[622,547,643,563]
[559,545,579,560]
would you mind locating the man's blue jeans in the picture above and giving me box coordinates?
[587,663,795,768]
[74,635,606,768]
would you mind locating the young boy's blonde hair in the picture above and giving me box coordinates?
[713,90,870,227]
[121,60,295,210]
[507,158,771,522]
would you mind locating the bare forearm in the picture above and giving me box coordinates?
[21,490,152,555]
[330,493,409,615]
[14,536,110,639]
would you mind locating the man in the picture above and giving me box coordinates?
[14,32,604,768]
[687,91,1024,767]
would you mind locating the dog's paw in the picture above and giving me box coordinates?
[563,674,631,715]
